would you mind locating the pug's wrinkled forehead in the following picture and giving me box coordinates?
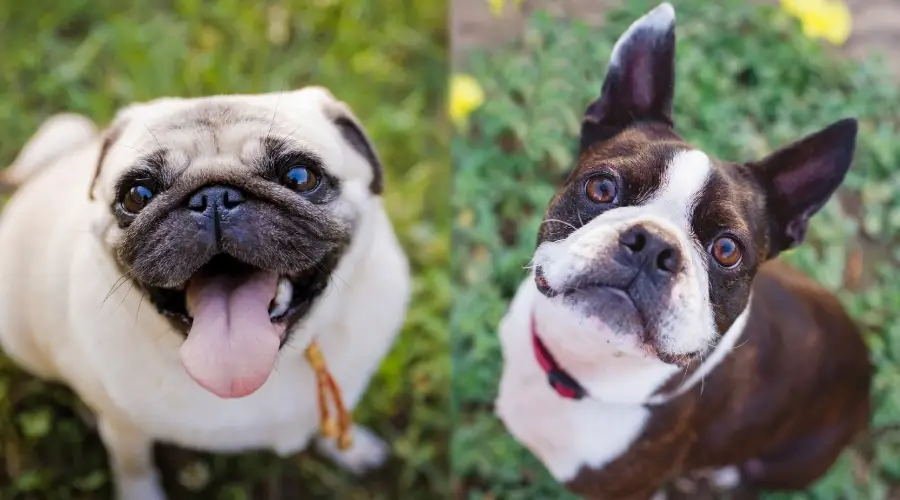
[90,87,383,202]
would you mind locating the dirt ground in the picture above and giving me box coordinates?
[842,0,900,75]
[450,0,900,76]
[451,0,621,64]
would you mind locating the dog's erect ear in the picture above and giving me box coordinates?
[306,87,384,195]
[581,3,676,148]
[88,116,128,200]
[750,118,858,258]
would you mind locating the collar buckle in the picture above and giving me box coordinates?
[531,314,588,400]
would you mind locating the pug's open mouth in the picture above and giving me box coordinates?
[145,254,327,329]
[141,253,332,399]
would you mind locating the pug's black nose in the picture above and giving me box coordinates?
[187,185,245,214]
[619,223,682,275]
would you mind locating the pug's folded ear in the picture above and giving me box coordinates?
[89,109,133,201]
[89,120,126,201]
[304,86,385,195]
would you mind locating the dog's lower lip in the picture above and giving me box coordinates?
[563,283,630,300]
[656,350,701,368]
[534,267,556,296]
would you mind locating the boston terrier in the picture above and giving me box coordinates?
[494,3,873,499]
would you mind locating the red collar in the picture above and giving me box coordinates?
[531,314,587,400]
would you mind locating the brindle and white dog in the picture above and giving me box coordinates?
[495,4,871,499]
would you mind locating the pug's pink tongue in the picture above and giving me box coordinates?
[181,271,281,399]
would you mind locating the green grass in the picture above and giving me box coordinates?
[0,1,449,498]
[451,1,900,499]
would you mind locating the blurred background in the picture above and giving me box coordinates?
[0,1,449,498]
[451,0,900,498]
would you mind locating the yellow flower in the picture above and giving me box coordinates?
[780,0,815,17]
[780,0,852,46]
[449,74,485,128]
[488,0,524,18]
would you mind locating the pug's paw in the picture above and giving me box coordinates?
[116,473,166,500]
[315,425,391,475]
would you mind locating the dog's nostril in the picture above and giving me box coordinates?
[221,189,244,209]
[620,227,647,252]
[656,248,680,273]
[186,185,246,212]
[187,193,208,212]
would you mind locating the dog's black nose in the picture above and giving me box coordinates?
[187,185,245,214]
[619,223,681,275]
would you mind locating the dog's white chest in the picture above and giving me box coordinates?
[495,339,652,483]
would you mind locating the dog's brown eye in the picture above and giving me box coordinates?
[122,185,155,214]
[284,166,320,193]
[585,176,617,204]
[711,236,742,268]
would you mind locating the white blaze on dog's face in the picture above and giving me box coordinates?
[529,3,858,400]
[86,87,385,399]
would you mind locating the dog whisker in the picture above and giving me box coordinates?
[118,142,148,156]
[698,351,708,397]
[134,291,146,327]
[142,123,164,151]
[101,272,134,310]
[309,251,348,289]
[114,282,135,313]
[541,218,578,231]
[679,362,691,386]
[732,338,751,351]
[266,92,284,139]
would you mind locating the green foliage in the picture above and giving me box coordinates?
[452,0,900,498]
[0,0,449,498]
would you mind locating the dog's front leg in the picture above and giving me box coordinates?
[98,418,165,500]
[314,425,391,475]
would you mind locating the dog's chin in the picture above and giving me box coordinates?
[552,284,701,369]
[142,253,329,343]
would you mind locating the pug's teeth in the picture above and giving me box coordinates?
[269,277,293,319]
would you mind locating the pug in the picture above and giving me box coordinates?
[0,87,411,499]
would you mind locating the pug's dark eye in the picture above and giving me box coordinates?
[121,185,155,214]
[585,175,618,204]
[283,166,320,193]
[711,236,742,268]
